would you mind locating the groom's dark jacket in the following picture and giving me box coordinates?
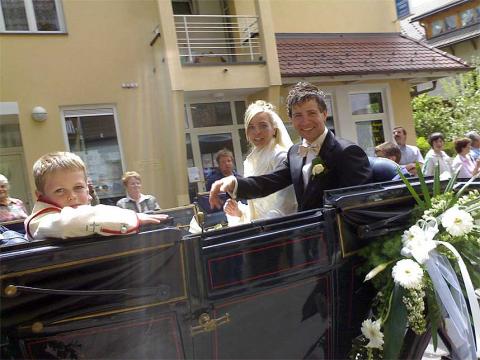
[236,131,372,211]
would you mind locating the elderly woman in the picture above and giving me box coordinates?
[423,132,453,178]
[0,174,28,222]
[223,100,297,225]
[116,171,161,213]
[452,138,480,178]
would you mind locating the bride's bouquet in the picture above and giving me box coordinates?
[349,164,480,360]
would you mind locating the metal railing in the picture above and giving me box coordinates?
[174,15,262,64]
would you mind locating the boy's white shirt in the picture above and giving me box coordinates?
[25,201,139,241]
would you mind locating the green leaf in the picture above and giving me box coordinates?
[445,168,460,193]
[416,162,431,208]
[433,164,440,197]
[383,286,408,360]
[396,168,424,207]
[426,287,441,351]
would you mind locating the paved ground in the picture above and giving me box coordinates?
[422,339,448,360]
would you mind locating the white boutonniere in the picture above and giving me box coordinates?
[311,157,328,179]
[312,163,325,176]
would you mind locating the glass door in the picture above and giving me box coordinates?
[185,100,246,195]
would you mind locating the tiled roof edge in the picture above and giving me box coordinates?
[281,67,473,78]
[275,32,401,39]
[398,33,471,67]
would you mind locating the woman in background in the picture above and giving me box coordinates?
[224,100,297,225]
[423,132,452,178]
[116,171,161,213]
[452,138,480,178]
[0,174,28,222]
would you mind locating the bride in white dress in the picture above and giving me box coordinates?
[224,100,297,225]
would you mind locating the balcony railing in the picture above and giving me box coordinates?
[174,15,262,64]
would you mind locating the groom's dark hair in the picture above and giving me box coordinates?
[286,82,327,118]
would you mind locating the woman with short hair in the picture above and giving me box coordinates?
[423,132,453,178]
[0,174,28,222]
[116,171,161,213]
[452,138,480,178]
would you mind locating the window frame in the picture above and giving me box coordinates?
[0,0,66,33]
[60,105,126,199]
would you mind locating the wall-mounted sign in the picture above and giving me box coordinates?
[396,0,410,19]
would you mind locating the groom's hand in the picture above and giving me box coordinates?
[209,175,237,209]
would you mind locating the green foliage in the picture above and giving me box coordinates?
[416,136,430,156]
[412,65,480,141]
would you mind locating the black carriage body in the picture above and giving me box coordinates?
[1,180,461,359]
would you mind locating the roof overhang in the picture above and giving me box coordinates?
[276,33,473,85]
[281,70,471,85]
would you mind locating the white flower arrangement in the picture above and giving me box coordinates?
[350,165,480,360]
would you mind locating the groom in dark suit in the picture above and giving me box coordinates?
[209,82,371,211]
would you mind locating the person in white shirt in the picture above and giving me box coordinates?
[223,100,297,225]
[393,126,424,175]
[423,132,453,178]
[116,171,161,213]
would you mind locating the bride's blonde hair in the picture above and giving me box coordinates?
[244,100,293,151]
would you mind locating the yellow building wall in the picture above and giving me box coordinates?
[0,0,188,208]
[270,0,398,33]
[387,80,416,145]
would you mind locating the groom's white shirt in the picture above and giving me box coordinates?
[301,128,328,189]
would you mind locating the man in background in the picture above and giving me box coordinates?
[393,126,424,175]
[205,149,241,191]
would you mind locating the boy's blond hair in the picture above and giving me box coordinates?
[33,152,87,193]
[122,171,141,186]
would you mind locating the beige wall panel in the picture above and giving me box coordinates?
[270,0,398,33]
[0,0,176,202]
[231,0,256,15]
[182,65,269,90]
[386,79,416,143]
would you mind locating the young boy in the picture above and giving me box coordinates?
[25,152,168,241]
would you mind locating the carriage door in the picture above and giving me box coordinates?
[185,210,338,359]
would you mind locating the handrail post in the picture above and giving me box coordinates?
[183,15,193,63]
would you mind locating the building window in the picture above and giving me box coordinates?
[62,107,124,200]
[431,19,444,36]
[445,15,457,31]
[349,91,387,156]
[0,0,65,32]
[460,8,475,27]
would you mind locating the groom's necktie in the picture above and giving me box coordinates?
[298,143,320,158]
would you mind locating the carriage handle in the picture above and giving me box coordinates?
[3,284,170,299]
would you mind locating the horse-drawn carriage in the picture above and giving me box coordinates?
[1,178,476,359]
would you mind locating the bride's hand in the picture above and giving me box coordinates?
[224,199,242,217]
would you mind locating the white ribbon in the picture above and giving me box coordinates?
[434,241,480,359]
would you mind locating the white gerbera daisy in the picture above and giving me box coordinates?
[392,259,423,289]
[361,319,384,349]
[441,206,474,237]
[400,222,437,264]
[401,225,424,246]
